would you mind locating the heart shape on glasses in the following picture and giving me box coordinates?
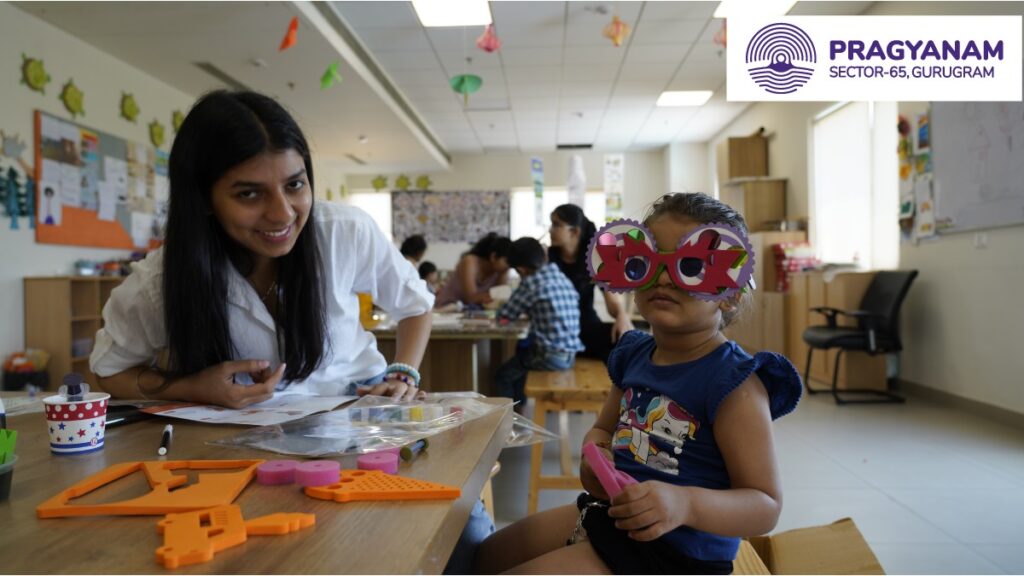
[586,219,755,301]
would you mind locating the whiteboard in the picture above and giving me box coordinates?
[930,102,1024,234]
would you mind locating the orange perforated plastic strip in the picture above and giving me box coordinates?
[36,459,264,518]
[156,505,248,569]
[305,469,460,502]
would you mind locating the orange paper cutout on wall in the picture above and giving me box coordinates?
[280,17,299,51]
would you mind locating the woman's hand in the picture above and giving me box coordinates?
[610,314,634,344]
[185,360,283,409]
[579,443,612,500]
[357,374,425,401]
[607,481,693,541]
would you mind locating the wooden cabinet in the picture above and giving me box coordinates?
[786,271,887,391]
[716,135,768,183]
[24,276,123,390]
[719,179,787,232]
[727,291,788,356]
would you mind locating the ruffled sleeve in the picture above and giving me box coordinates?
[607,330,648,389]
[706,350,803,423]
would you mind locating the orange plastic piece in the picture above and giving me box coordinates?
[156,505,248,569]
[244,512,316,535]
[305,469,460,503]
[155,505,315,568]
[36,459,264,518]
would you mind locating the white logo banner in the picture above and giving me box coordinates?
[727,16,1022,102]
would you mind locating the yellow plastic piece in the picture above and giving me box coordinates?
[155,506,315,568]
[36,459,264,518]
[244,512,316,535]
[305,469,460,502]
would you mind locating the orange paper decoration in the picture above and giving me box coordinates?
[602,16,631,47]
[280,17,298,51]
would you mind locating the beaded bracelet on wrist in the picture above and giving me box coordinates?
[385,362,421,386]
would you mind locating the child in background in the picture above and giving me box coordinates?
[418,261,439,293]
[400,234,427,266]
[494,237,584,412]
[477,193,802,574]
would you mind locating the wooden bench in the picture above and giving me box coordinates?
[524,358,613,514]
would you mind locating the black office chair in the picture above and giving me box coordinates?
[802,270,918,405]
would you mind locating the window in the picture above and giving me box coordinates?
[510,188,606,241]
[811,102,898,269]
[346,192,393,241]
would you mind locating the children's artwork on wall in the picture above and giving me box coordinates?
[415,175,432,191]
[371,175,387,191]
[171,110,185,133]
[320,62,342,90]
[0,167,35,230]
[916,113,930,151]
[60,80,85,118]
[120,93,139,123]
[148,120,165,148]
[20,54,51,94]
[34,110,168,249]
[280,16,299,51]
[392,190,509,243]
[394,174,411,191]
[913,175,936,240]
[603,153,624,220]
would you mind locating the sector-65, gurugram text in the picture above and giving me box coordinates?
[828,39,1002,79]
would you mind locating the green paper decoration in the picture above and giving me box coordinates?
[321,62,343,90]
[395,175,411,191]
[149,120,165,148]
[371,175,388,191]
[60,79,85,118]
[120,93,140,123]
[20,54,51,94]
[416,175,432,190]
[449,74,482,105]
[172,110,185,133]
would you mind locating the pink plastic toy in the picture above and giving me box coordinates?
[256,460,299,485]
[356,452,399,474]
[295,460,341,487]
[582,442,637,499]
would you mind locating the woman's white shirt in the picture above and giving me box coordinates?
[90,202,434,396]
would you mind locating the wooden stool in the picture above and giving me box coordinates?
[524,358,612,514]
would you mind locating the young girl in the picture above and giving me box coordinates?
[476,193,802,574]
[89,90,433,406]
[434,232,512,308]
[548,204,633,363]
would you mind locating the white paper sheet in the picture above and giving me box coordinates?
[130,212,153,247]
[97,182,117,221]
[59,163,81,207]
[141,393,356,426]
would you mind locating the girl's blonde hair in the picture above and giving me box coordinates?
[642,193,751,328]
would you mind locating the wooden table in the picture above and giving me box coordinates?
[374,317,528,395]
[0,399,513,574]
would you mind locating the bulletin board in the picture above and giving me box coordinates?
[33,110,168,249]
[930,102,1024,234]
[391,190,509,243]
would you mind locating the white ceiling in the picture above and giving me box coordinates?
[15,1,874,172]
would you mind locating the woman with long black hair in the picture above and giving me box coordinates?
[90,90,432,406]
[548,204,634,363]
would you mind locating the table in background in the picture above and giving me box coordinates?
[374,317,528,395]
[0,398,513,574]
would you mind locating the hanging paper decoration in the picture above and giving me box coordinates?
[0,130,32,176]
[60,80,85,118]
[372,175,388,191]
[172,110,185,133]
[20,54,51,94]
[280,17,299,51]
[415,175,432,190]
[602,16,631,47]
[566,155,586,208]
[450,74,482,106]
[713,20,727,52]
[149,120,166,148]
[120,93,140,123]
[476,24,501,53]
[320,62,343,90]
[395,174,411,191]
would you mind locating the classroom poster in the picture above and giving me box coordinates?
[391,190,509,243]
[603,153,624,220]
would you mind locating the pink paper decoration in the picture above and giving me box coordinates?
[476,24,501,53]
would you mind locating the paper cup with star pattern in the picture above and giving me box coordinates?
[43,392,111,455]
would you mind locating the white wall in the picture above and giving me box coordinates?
[0,3,197,359]
[664,142,710,194]
[347,150,667,270]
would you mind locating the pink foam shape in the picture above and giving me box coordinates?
[582,442,637,499]
[256,460,299,485]
[295,460,342,487]
[357,452,399,474]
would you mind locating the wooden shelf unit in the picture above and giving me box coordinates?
[24,276,124,390]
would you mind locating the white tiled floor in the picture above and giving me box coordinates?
[491,392,1024,574]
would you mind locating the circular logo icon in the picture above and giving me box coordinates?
[746,23,816,94]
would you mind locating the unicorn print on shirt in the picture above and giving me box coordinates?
[614,388,699,475]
